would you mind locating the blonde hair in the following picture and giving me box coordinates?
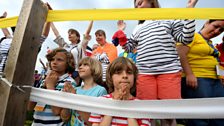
[46,47,75,74]
[78,57,103,84]
[106,57,138,95]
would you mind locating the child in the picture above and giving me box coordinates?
[89,57,151,126]
[66,57,107,126]
[30,47,77,126]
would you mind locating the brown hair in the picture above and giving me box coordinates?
[106,57,138,96]
[78,57,103,84]
[134,0,160,8]
[46,47,75,74]
[95,29,106,38]
[68,28,80,43]
[201,20,224,31]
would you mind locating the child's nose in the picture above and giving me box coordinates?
[121,71,128,78]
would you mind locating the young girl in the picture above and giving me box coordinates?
[89,57,151,126]
[67,57,107,126]
[31,47,77,126]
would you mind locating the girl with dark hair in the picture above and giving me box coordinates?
[89,57,150,126]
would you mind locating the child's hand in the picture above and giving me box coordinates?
[113,85,129,100]
[112,88,124,100]
[45,70,59,89]
[63,82,76,94]
[121,84,130,100]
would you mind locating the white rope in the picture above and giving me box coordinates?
[30,87,224,119]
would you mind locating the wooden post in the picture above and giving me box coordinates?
[0,0,48,125]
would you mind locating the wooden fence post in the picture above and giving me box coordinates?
[0,0,47,125]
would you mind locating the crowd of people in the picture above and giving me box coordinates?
[1,0,224,126]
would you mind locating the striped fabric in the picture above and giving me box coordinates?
[85,46,92,57]
[0,35,46,73]
[89,94,151,126]
[32,73,76,126]
[125,20,195,75]
[0,38,12,73]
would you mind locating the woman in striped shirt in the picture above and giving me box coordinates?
[116,0,198,125]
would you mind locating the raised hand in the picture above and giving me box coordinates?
[187,0,198,8]
[117,20,126,31]
[0,11,7,18]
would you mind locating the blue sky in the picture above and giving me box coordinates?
[1,0,224,71]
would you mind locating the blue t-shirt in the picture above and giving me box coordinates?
[70,85,107,126]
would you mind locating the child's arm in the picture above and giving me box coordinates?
[60,82,76,122]
[27,101,37,111]
[60,109,71,122]
[127,118,139,126]
[78,111,92,126]
[45,71,62,115]
[1,12,12,38]
[97,115,113,126]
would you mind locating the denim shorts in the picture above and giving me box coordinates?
[181,77,224,98]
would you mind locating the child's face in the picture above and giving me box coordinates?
[112,69,134,92]
[78,63,92,79]
[50,52,67,75]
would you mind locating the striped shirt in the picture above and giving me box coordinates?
[125,20,195,74]
[0,38,12,73]
[89,94,151,126]
[32,73,76,126]
[0,35,46,73]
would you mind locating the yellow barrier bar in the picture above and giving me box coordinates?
[0,8,224,28]
[47,8,224,22]
[0,16,18,28]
